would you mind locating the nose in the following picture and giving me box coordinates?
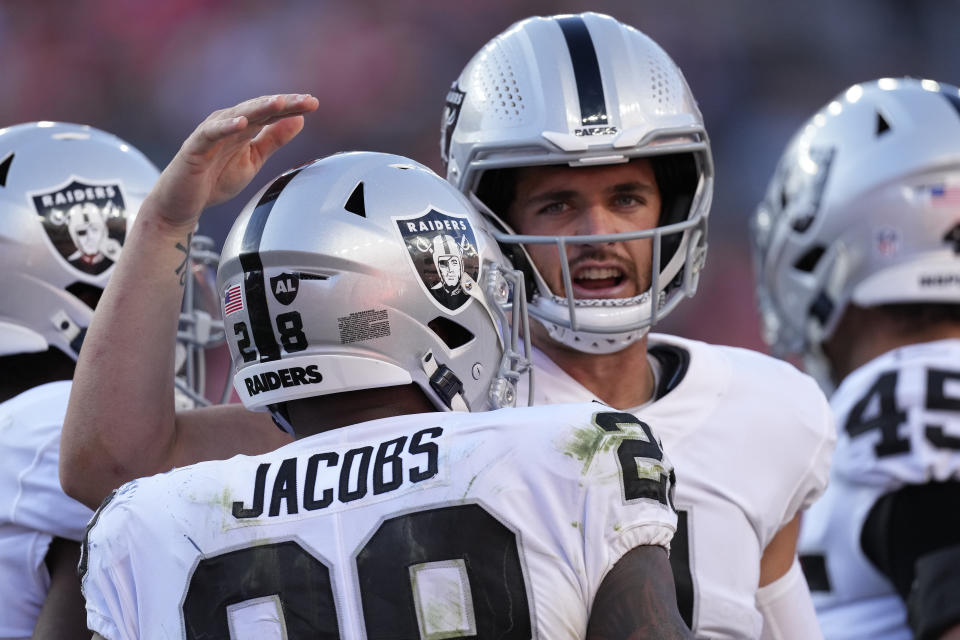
[576,204,619,242]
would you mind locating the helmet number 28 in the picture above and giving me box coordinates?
[233,311,309,363]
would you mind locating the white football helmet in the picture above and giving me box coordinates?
[752,78,960,384]
[218,152,531,435]
[0,121,224,405]
[441,12,713,353]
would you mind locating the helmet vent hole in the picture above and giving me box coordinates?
[0,152,12,187]
[876,112,891,136]
[793,246,826,273]
[66,281,105,309]
[344,181,366,217]
[428,317,475,350]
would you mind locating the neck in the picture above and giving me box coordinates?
[826,313,960,382]
[286,383,438,438]
[534,327,655,410]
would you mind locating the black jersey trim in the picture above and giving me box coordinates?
[555,16,609,127]
[648,343,690,400]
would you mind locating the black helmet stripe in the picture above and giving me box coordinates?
[238,168,302,362]
[555,16,609,127]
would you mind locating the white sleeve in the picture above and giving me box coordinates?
[757,558,823,640]
[780,383,836,529]
[581,411,678,599]
[80,487,140,640]
[11,428,93,541]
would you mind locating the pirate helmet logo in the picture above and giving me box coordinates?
[395,209,480,313]
[29,177,129,275]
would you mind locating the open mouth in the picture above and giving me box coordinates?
[572,266,626,292]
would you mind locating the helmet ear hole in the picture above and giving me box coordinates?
[793,246,826,273]
[428,317,475,350]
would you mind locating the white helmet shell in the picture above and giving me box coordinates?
[752,78,960,377]
[218,152,530,433]
[0,122,158,360]
[441,12,713,353]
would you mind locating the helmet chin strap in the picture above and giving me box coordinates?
[420,350,469,412]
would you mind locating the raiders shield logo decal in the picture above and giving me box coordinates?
[270,272,300,305]
[29,178,128,275]
[395,209,480,313]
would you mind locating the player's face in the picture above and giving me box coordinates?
[506,159,661,300]
[437,255,462,286]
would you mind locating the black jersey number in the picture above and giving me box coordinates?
[594,411,673,506]
[181,504,531,639]
[846,368,960,457]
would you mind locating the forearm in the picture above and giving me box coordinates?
[60,94,318,509]
[31,538,89,640]
[61,208,194,508]
[587,546,692,640]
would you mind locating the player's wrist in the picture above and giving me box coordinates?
[133,195,200,241]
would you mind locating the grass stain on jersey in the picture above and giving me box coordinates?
[560,425,633,474]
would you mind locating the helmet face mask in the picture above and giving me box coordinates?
[218,153,531,434]
[751,78,960,386]
[441,12,713,353]
[175,233,228,408]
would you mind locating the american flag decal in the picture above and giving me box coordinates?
[223,284,244,315]
[929,184,960,206]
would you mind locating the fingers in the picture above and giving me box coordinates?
[222,94,318,128]
[185,94,318,158]
[249,116,306,167]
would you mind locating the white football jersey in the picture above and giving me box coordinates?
[81,402,677,640]
[798,339,960,640]
[0,381,94,638]
[519,334,835,639]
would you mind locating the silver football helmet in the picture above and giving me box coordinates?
[218,152,531,434]
[752,78,960,384]
[0,121,224,405]
[441,12,713,353]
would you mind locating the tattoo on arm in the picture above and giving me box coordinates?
[587,545,693,640]
[175,231,193,286]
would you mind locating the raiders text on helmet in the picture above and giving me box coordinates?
[441,12,713,353]
[752,78,960,383]
[218,152,531,435]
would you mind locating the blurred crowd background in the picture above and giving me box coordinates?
[3,0,957,352]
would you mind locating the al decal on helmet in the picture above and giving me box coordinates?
[395,209,480,313]
[29,177,128,275]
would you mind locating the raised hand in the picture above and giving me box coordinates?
[144,93,319,231]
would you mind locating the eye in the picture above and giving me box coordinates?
[536,201,568,215]
[612,193,644,208]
